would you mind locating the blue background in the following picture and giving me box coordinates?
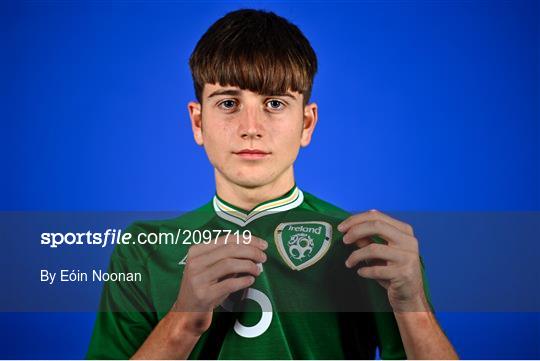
[2,0,539,359]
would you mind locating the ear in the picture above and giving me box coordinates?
[300,102,318,147]
[187,101,204,146]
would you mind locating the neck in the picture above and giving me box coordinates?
[215,167,296,211]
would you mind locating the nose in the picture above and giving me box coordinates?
[238,105,264,139]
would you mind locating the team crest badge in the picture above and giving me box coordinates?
[274,221,332,270]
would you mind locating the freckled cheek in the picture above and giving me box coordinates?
[275,129,302,149]
[204,121,234,145]
[202,129,233,167]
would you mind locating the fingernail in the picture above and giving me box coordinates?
[261,240,268,249]
[344,260,350,268]
[337,224,344,231]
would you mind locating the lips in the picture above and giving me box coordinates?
[236,149,269,155]
[234,149,271,159]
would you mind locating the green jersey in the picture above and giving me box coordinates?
[87,185,433,359]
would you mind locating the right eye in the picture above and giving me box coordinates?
[218,99,238,111]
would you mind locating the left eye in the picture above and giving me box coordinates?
[266,100,284,110]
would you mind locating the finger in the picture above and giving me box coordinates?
[202,258,262,284]
[352,237,372,249]
[345,243,402,268]
[357,265,400,281]
[188,236,268,259]
[366,259,388,267]
[338,209,414,236]
[189,243,267,272]
[208,275,256,303]
[342,220,416,251]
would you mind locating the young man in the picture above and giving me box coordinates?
[87,9,458,359]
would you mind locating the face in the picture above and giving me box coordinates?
[188,83,318,189]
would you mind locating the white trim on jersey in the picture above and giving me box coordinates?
[213,187,304,227]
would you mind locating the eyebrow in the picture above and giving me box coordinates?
[207,88,297,100]
[207,89,241,98]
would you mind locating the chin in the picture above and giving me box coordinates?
[232,177,272,189]
[228,172,277,189]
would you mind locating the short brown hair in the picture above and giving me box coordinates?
[189,9,318,105]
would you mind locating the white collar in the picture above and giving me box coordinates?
[213,186,304,227]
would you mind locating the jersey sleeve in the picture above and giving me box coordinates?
[373,255,434,360]
[86,222,158,359]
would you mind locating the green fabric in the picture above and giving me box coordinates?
[87,189,433,359]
